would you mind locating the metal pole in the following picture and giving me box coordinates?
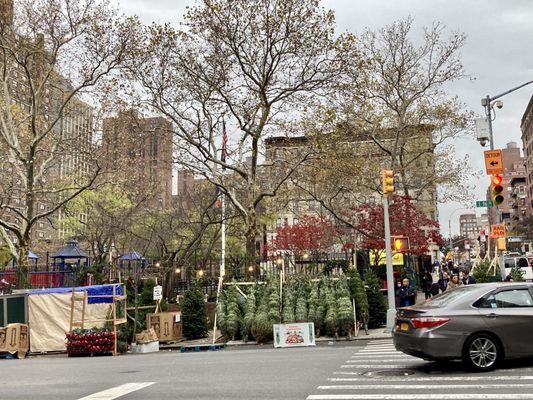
[383,195,396,330]
[485,95,494,151]
[220,193,226,278]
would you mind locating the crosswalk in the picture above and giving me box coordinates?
[306,339,533,400]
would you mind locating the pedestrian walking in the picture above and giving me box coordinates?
[398,277,417,307]
[439,271,449,292]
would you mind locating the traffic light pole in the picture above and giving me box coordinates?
[383,195,396,330]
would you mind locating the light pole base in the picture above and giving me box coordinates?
[386,308,397,331]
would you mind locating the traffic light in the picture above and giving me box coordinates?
[491,174,504,205]
[392,236,409,253]
[382,170,395,195]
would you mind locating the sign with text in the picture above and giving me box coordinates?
[153,285,163,301]
[273,323,315,348]
[484,150,503,175]
[476,200,493,208]
[490,224,505,238]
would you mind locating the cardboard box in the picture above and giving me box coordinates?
[0,323,29,358]
[135,327,158,344]
[146,312,182,342]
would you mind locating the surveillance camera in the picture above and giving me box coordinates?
[479,138,488,147]
[494,100,503,109]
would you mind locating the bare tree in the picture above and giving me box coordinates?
[292,18,474,229]
[0,0,139,286]
[133,0,356,267]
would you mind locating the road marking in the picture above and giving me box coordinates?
[329,375,533,381]
[349,355,413,359]
[340,364,406,369]
[318,383,533,390]
[77,382,155,400]
[307,395,533,399]
[356,351,398,355]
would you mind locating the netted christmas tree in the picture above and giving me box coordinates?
[336,278,354,337]
[241,286,257,342]
[294,278,309,322]
[181,283,208,339]
[347,268,369,333]
[307,281,324,335]
[365,270,386,329]
[252,278,280,343]
[323,280,339,337]
[282,279,295,323]
[224,285,243,340]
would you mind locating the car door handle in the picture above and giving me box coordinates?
[485,313,499,318]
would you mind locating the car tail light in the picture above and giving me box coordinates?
[411,317,450,329]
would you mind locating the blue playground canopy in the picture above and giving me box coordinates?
[119,251,146,273]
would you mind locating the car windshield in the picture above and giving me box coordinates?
[422,286,480,308]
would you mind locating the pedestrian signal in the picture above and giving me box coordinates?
[392,236,409,253]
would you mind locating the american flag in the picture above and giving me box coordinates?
[221,119,228,164]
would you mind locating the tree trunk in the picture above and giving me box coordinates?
[16,243,30,289]
[245,212,258,273]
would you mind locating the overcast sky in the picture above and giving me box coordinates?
[113,0,533,238]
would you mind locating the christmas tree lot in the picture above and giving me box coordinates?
[216,271,379,343]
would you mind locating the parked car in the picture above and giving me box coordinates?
[393,283,533,371]
[504,256,533,280]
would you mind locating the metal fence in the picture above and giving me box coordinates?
[0,270,85,289]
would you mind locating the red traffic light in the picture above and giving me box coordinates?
[491,175,503,186]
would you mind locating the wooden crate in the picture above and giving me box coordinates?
[146,312,183,342]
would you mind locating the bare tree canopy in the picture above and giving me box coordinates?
[132,0,359,266]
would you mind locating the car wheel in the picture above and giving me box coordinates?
[463,334,500,372]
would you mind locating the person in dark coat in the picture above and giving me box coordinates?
[398,278,416,307]
[462,270,477,285]
[421,271,433,300]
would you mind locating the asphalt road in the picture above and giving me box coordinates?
[2,340,533,400]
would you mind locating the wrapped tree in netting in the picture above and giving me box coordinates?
[241,286,257,342]
[307,281,324,336]
[323,280,339,337]
[336,278,354,337]
[224,285,243,340]
[347,268,369,333]
[282,279,295,323]
[294,278,309,322]
[365,271,387,329]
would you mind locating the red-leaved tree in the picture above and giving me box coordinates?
[270,215,338,259]
[353,196,442,264]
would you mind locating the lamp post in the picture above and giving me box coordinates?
[448,207,471,254]
[481,80,533,150]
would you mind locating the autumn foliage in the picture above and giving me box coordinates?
[353,196,442,256]
[270,215,338,258]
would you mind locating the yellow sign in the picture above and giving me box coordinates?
[484,150,503,175]
[490,224,505,238]
[370,250,404,266]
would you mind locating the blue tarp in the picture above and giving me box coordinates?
[28,284,123,304]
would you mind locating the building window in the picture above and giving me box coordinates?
[39,203,45,210]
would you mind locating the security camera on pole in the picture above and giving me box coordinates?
[381,170,396,330]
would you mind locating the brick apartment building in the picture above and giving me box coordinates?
[521,94,533,215]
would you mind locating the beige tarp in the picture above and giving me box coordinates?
[28,292,111,353]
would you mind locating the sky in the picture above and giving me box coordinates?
[112,0,533,238]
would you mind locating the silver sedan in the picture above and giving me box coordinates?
[393,282,533,371]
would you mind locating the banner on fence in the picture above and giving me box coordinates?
[273,322,315,348]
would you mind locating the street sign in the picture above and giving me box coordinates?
[476,200,493,208]
[153,285,163,301]
[484,149,503,175]
[490,224,505,238]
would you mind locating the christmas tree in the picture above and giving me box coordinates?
[225,285,243,340]
[336,278,354,337]
[294,279,309,322]
[282,279,295,323]
[365,271,386,329]
[181,283,208,339]
[307,282,323,335]
[347,268,369,333]
[242,286,256,342]
[324,280,339,337]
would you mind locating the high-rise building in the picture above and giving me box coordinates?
[459,213,478,239]
[521,94,533,216]
[102,111,173,209]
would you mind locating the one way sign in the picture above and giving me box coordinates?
[484,149,503,175]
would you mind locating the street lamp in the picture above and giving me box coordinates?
[448,207,471,253]
[480,80,533,150]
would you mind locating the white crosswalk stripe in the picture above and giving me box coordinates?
[306,340,532,400]
[77,382,155,400]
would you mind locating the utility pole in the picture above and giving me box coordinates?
[381,170,396,330]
